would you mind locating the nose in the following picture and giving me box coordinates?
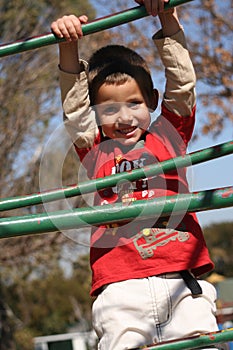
[118,105,133,124]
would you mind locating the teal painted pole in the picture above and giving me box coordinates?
[0,0,193,58]
[1,140,232,211]
[0,186,233,239]
[132,328,233,350]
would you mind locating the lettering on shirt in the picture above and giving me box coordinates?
[111,154,149,202]
[102,152,190,255]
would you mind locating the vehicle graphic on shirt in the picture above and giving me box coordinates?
[133,228,190,259]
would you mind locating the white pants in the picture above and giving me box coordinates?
[92,274,220,350]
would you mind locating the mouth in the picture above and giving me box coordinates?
[117,126,137,135]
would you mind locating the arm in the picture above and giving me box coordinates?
[154,9,196,117]
[51,14,87,74]
[135,0,196,117]
[51,15,99,149]
[135,0,181,36]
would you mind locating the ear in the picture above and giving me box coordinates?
[149,88,159,111]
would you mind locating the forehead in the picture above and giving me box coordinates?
[95,78,145,104]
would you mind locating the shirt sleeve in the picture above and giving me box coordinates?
[153,28,196,117]
[59,59,99,149]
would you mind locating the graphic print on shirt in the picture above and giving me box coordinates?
[103,151,190,257]
[103,151,155,235]
[110,153,153,204]
[133,228,190,259]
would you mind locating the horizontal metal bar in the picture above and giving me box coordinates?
[1,140,232,212]
[0,0,193,58]
[132,328,233,350]
[0,186,233,239]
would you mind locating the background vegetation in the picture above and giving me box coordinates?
[0,0,232,348]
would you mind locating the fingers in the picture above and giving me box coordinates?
[135,0,170,16]
[51,15,88,42]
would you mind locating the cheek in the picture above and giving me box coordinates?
[99,116,111,130]
[138,110,151,129]
[101,122,115,138]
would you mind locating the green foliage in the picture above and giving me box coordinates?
[14,328,35,350]
[0,0,95,199]
[203,221,233,277]
[0,1,232,349]
[0,1,96,348]
[1,254,92,349]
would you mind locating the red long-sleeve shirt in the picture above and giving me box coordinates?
[59,29,214,296]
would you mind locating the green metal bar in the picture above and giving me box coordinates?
[0,0,193,58]
[0,186,233,239]
[1,140,232,211]
[132,328,233,350]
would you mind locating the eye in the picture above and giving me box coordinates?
[127,101,142,109]
[102,104,119,115]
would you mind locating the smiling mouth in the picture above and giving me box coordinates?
[117,126,137,135]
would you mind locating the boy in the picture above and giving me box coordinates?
[51,1,219,349]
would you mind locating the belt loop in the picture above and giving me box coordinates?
[180,270,203,295]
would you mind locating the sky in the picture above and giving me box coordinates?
[187,124,233,228]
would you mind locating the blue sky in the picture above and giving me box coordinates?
[187,123,233,228]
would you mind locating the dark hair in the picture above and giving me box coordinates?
[88,45,155,108]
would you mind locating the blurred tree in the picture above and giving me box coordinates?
[203,222,233,277]
[183,0,233,137]
[1,254,92,350]
[0,0,96,348]
[0,0,232,348]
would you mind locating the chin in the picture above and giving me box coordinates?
[117,137,140,147]
[113,129,145,147]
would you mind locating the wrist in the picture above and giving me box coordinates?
[59,41,81,74]
[159,9,181,37]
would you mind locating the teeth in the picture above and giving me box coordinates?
[119,127,136,134]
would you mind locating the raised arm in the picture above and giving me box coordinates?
[51,14,88,73]
[156,12,196,117]
[155,12,196,117]
[136,0,196,117]
[51,15,99,149]
[135,0,181,35]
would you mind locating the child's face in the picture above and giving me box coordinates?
[95,78,151,147]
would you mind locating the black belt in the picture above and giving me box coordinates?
[180,270,203,295]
